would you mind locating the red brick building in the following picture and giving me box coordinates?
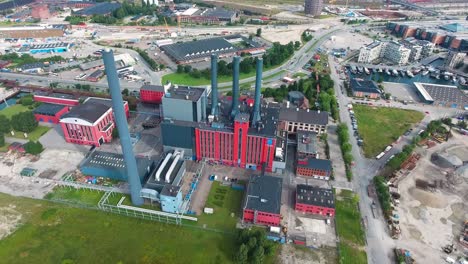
[295,184,335,217]
[140,84,166,104]
[296,158,332,180]
[33,103,69,124]
[31,5,51,19]
[33,92,79,106]
[59,97,128,146]
[242,175,282,227]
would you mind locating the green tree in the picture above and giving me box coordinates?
[256,28,262,37]
[234,244,248,264]
[457,120,467,129]
[251,246,264,264]
[0,115,10,134]
[183,65,192,73]
[11,111,38,133]
[343,152,354,164]
[0,133,5,147]
[112,128,119,139]
[24,141,43,155]
[247,237,257,250]
[177,65,183,73]
[294,41,301,49]
[122,88,129,96]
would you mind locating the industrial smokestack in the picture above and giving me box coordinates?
[102,49,144,206]
[231,56,240,118]
[210,54,218,116]
[252,58,263,127]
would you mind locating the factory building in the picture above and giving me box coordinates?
[296,158,332,180]
[278,108,328,135]
[295,185,335,217]
[140,83,170,104]
[33,92,80,106]
[242,175,283,226]
[60,97,129,146]
[177,7,237,25]
[17,42,71,54]
[304,0,323,16]
[33,103,69,124]
[297,130,318,160]
[80,150,154,184]
[160,185,182,213]
[414,82,468,110]
[162,85,207,123]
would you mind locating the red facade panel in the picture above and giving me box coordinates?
[242,209,281,226]
[60,110,114,146]
[295,203,335,217]
[33,95,79,106]
[140,90,164,104]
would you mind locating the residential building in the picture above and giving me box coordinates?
[295,184,335,217]
[384,41,411,65]
[59,97,129,146]
[401,37,434,62]
[444,51,466,69]
[278,108,329,135]
[296,158,332,180]
[33,103,69,124]
[358,41,385,64]
[350,78,381,99]
[304,0,323,16]
[242,175,283,226]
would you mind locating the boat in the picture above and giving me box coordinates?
[364,67,370,75]
[357,66,364,73]
[435,70,441,80]
[378,68,383,73]
[407,70,414,78]
[385,69,391,75]
[444,74,450,81]
[422,70,429,76]
[392,69,398,76]
[452,76,457,83]
[459,77,466,85]
[400,70,406,77]
[412,68,421,75]
[350,65,357,74]
[428,66,436,73]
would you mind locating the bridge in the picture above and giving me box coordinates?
[388,0,439,15]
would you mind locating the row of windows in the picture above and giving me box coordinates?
[296,204,334,212]
[64,123,94,142]
[297,167,328,176]
[246,136,264,164]
[96,112,113,131]
[286,122,325,133]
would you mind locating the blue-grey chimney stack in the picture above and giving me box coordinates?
[102,49,144,206]
[231,56,240,118]
[252,58,263,127]
[210,54,218,116]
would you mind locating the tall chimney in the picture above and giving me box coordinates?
[252,58,262,127]
[102,49,144,206]
[231,56,240,118]
[210,53,218,116]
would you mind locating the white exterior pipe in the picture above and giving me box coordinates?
[156,153,172,181]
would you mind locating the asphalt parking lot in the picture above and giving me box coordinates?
[383,82,420,103]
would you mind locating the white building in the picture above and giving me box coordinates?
[401,37,434,62]
[384,41,411,65]
[358,41,385,64]
[444,51,466,69]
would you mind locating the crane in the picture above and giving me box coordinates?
[163,17,169,33]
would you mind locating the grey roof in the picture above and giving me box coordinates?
[88,69,104,78]
[234,112,250,123]
[203,8,236,19]
[296,184,335,208]
[84,97,116,108]
[75,2,121,16]
[62,101,110,124]
[35,92,76,100]
[161,37,236,62]
[244,175,282,214]
[33,103,67,116]
[80,60,104,71]
[350,78,381,94]
[297,130,317,154]
[20,62,45,70]
[161,185,180,197]
[18,42,70,52]
[80,150,152,183]
[298,158,332,172]
[279,108,329,126]
[417,83,468,106]
[165,85,205,102]
[141,84,164,92]
[0,0,33,11]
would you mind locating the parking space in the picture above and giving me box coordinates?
[383,82,421,103]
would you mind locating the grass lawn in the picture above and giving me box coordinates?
[8,126,51,142]
[338,242,367,264]
[196,181,244,231]
[353,105,424,158]
[44,186,105,206]
[0,192,237,264]
[335,190,367,264]
[0,104,30,119]
[292,72,308,78]
[0,143,9,152]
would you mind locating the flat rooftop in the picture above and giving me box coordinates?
[298,158,332,172]
[141,84,164,92]
[297,130,318,155]
[61,101,110,124]
[296,184,335,208]
[35,92,77,100]
[279,108,329,126]
[165,85,205,102]
[244,175,282,214]
[161,185,180,197]
[414,82,468,107]
[33,103,67,116]
[75,2,121,16]
[350,78,381,94]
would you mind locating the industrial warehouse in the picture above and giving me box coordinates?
[160,35,264,64]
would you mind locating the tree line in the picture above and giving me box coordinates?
[337,123,354,181]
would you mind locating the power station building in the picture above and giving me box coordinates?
[304,0,323,16]
[60,97,129,146]
[140,83,170,104]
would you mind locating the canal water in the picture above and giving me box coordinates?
[0,92,31,111]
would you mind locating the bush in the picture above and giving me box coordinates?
[11,111,38,133]
[20,96,34,106]
[24,141,43,155]
[0,133,5,147]
[374,176,391,213]
[0,115,10,134]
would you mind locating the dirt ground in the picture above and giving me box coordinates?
[396,132,468,262]
[278,244,338,264]
[322,30,374,51]
[0,204,22,240]
[261,20,341,44]
[0,149,85,199]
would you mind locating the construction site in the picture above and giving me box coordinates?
[386,131,468,262]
